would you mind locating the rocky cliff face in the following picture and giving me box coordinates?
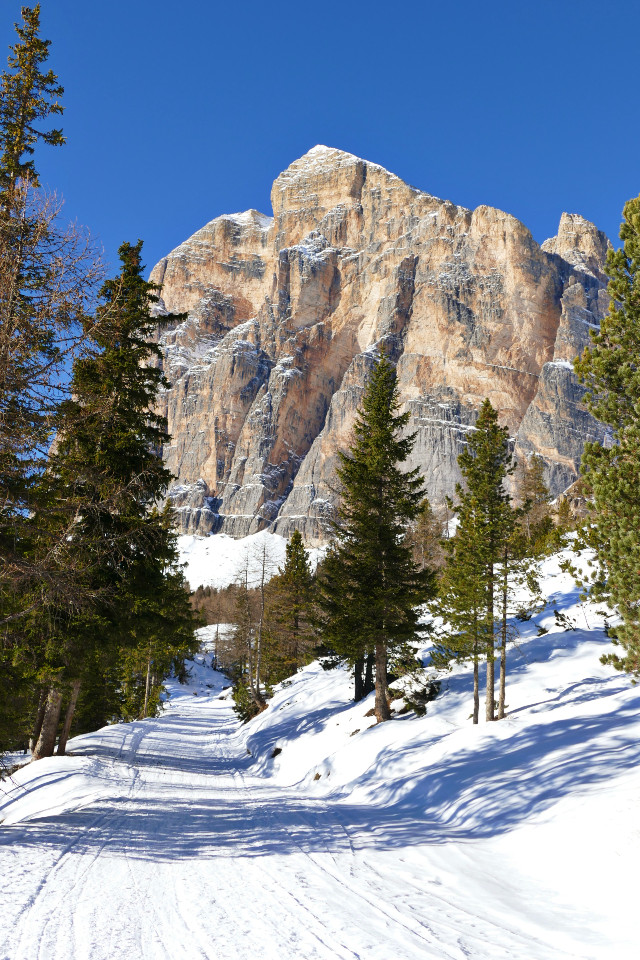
[150,146,611,541]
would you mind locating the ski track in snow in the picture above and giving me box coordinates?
[1,545,638,959]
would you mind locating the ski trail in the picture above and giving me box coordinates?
[0,660,617,960]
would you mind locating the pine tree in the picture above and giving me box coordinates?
[30,241,189,756]
[516,454,554,553]
[435,400,515,722]
[317,349,434,721]
[407,498,445,570]
[0,3,68,559]
[0,5,84,754]
[574,195,640,676]
[264,530,316,681]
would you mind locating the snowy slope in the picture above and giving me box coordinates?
[178,529,326,590]
[1,543,639,960]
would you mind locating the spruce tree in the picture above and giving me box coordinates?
[574,195,640,676]
[264,530,315,680]
[0,3,68,556]
[30,241,191,755]
[317,349,434,721]
[0,5,69,753]
[434,400,515,722]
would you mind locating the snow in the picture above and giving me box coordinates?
[178,530,326,590]
[547,359,575,370]
[1,542,639,959]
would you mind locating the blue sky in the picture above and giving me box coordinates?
[3,1,638,275]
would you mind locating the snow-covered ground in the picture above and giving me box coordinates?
[178,529,326,590]
[1,543,638,959]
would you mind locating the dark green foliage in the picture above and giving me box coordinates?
[263,530,316,682]
[434,400,516,722]
[232,678,263,724]
[48,244,197,730]
[574,195,640,676]
[317,348,434,721]
[0,5,68,751]
[0,4,63,193]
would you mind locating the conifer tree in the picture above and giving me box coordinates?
[264,530,316,680]
[434,400,515,722]
[317,349,433,721]
[0,3,68,558]
[30,241,191,755]
[574,195,640,676]
[516,454,554,553]
[0,5,93,753]
[408,499,445,570]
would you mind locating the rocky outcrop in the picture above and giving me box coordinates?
[151,146,611,542]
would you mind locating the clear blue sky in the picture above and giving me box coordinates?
[3,0,638,275]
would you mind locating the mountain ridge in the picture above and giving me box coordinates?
[151,146,611,541]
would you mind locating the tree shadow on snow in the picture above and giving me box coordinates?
[2,692,638,861]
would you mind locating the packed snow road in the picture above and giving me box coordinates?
[1,618,637,960]
[2,675,487,960]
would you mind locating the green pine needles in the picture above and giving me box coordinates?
[317,348,434,722]
[575,194,640,677]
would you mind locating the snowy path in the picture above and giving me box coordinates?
[1,636,637,960]
[1,687,508,960]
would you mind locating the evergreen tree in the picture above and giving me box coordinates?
[317,349,434,722]
[435,493,488,723]
[0,4,63,195]
[30,241,192,756]
[264,530,316,681]
[574,195,640,676]
[0,5,91,753]
[434,400,515,722]
[0,3,68,565]
[407,498,445,571]
[516,454,554,554]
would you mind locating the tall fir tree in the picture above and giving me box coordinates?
[264,530,316,681]
[0,3,67,557]
[574,195,640,676]
[0,5,69,753]
[516,454,554,553]
[29,241,194,756]
[317,348,434,721]
[434,400,515,722]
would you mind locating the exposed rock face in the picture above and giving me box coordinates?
[151,146,611,542]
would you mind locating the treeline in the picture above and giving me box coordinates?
[193,349,574,728]
[0,7,198,763]
[192,533,316,721]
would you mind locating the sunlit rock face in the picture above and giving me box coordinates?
[150,146,610,542]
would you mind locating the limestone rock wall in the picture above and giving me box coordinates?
[152,146,611,542]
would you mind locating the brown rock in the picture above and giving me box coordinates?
[152,146,610,541]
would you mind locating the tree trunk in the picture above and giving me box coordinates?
[363,653,375,696]
[473,654,479,725]
[57,680,81,756]
[142,654,152,719]
[485,571,495,722]
[29,688,47,754]
[255,616,263,699]
[32,687,63,760]
[498,553,508,719]
[354,657,364,701]
[374,641,391,722]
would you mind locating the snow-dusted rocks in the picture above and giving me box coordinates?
[152,146,610,541]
